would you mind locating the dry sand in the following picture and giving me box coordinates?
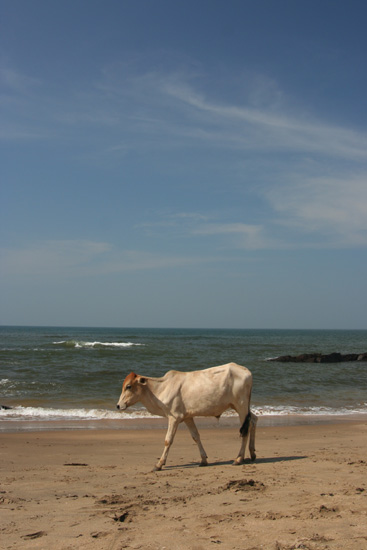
[1,420,366,550]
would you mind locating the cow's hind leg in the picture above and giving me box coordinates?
[249,412,257,461]
[154,416,179,471]
[233,409,252,465]
[184,418,208,466]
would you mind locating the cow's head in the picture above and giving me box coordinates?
[116,372,147,410]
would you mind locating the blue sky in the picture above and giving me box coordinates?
[1,0,367,329]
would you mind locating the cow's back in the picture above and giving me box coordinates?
[170,363,252,419]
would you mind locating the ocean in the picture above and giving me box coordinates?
[1,326,366,431]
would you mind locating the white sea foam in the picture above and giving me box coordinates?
[253,405,367,416]
[53,340,144,349]
[1,404,367,423]
[0,406,147,421]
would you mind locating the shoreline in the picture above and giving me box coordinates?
[1,411,367,433]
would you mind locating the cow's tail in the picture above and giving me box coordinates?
[239,388,252,437]
[239,411,251,437]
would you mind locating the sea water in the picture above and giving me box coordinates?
[0,326,366,430]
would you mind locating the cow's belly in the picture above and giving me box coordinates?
[181,398,232,418]
[186,405,231,418]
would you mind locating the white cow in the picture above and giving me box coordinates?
[116,362,257,470]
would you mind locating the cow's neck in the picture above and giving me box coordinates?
[139,377,168,417]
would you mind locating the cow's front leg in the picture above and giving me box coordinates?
[154,416,179,471]
[184,418,208,466]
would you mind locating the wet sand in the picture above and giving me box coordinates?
[1,420,367,549]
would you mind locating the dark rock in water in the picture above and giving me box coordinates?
[0,405,12,410]
[268,352,367,363]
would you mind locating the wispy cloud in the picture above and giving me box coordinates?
[92,64,367,160]
[265,173,367,247]
[192,222,275,250]
[0,62,51,141]
[2,58,367,162]
[139,187,367,251]
[2,59,367,251]
[0,241,112,277]
[0,240,204,279]
[159,76,367,160]
[0,65,41,94]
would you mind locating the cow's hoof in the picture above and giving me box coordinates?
[250,453,256,462]
[199,461,208,467]
[232,459,243,466]
[152,465,162,472]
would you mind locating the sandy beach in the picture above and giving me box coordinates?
[1,420,367,550]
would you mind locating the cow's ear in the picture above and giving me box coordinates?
[138,377,147,385]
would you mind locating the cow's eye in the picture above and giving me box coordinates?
[126,384,132,390]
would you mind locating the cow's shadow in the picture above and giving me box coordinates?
[164,455,308,470]
[254,455,308,464]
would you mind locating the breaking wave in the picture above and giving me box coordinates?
[0,406,156,421]
[53,340,144,349]
[1,404,366,425]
